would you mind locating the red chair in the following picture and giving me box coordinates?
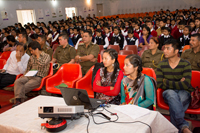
[142,45,149,51]
[107,45,120,53]
[0,59,6,69]
[119,50,133,55]
[138,50,145,57]
[76,66,94,98]
[142,67,156,80]
[99,45,104,54]
[97,54,102,63]
[0,51,11,60]
[32,63,53,91]
[123,45,138,55]
[46,63,82,94]
[157,71,200,114]
[52,44,59,51]
[182,45,191,52]
[118,55,127,71]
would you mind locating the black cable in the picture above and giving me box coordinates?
[84,114,90,133]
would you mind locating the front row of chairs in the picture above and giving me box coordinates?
[1,56,200,114]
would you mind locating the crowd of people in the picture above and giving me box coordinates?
[0,7,200,133]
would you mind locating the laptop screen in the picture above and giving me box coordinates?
[60,87,93,110]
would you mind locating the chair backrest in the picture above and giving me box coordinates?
[57,63,82,81]
[191,71,200,88]
[119,50,133,55]
[0,59,6,69]
[123,45,138,55]
[52,44,60,51]
[142,45,149,51]
[138,50,144,57]
[107,45,120,53]
[182,45,191,52]
[98,45,104,53]
[0,51,11,60]
[142,67,156,80]
[97,54,102,63]
[118,55,127,71]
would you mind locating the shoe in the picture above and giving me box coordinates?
[9,98,15,104]
[12,101,21,108]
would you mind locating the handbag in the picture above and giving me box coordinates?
[190,86,200,109]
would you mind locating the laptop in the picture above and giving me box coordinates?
[60,87,106,111]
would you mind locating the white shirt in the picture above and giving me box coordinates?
[121,29,128,37]
[3,51,30,75]
[52,32,59,43]
[75,38,83,50]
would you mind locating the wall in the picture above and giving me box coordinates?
[0,0,199,29]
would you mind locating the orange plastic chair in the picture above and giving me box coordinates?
[0,59,6,69]
[107,45,120,53]
[76,66,94,98]
[97,54,102,63]
[182,45,191,52]
[0,51,11,60]
[32,63,53,91]
[157,71,200,114]
[123,45,138,55]
[142,68,156,80]
[118,55,127,71]
[46,63,82,94]
[119,50,133,55]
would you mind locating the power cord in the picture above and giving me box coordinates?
[84,104,152,133]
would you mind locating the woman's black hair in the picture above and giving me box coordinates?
[142,24,151,40]
[125,54,143,90]
[103,49,120,83]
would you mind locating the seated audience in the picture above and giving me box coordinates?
[75,30,99,75]
[158,27,174,50]
[123,29,139,48]
[181,33,200,71]
[142,37,164,70]
[0,43,30,89]
[172,20,185,39]
[121,54,154,108]
[94,29,109,49]
[93,49,123,104]
[178,26,191,53]
[139,25,153,51]
[110,26,124,50]
[72,27,81,45]
[3,35,18,52]
[13,41,50,107]
[51,34,76,74]
[156,39,193,133]
[36,35,53,60]
[51,26,59,47]
[146,21,157,37]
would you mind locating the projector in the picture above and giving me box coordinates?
[38,105,84,120]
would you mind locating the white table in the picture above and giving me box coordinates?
[0,95,178,133]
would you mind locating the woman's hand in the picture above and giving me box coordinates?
[110,86,114,90]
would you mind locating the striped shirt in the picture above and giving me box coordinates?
[25,51,50,78]
[156,58,194,92]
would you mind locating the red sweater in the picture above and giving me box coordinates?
[151,30,157,37]
[93,69,123,96]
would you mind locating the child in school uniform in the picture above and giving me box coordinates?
[134,22,142,37]
[94,29,109,49]
[123,29,139,48]
[178,26,191,53]
[170,19,177,35]
[72,27,81,45]
[158,27,174,50]
[110,26,124,50]
[172,20,185,39]
[104,26,113,43]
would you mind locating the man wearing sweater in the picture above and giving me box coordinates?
[156,39,192,133]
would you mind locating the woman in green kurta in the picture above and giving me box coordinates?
[121,54,155,109]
